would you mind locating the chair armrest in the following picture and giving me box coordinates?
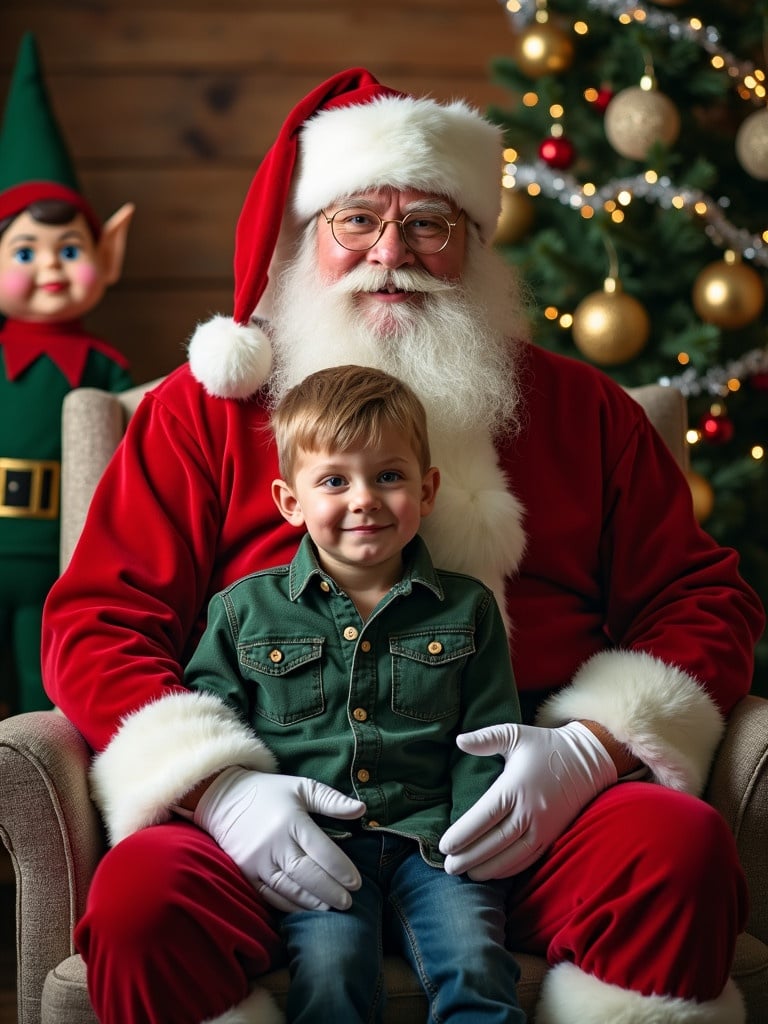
[705,694,768,946]
[0,711,104,1024]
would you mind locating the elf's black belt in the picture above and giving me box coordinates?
[0,458,60,519]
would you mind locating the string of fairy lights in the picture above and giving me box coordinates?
[501,0,765,103]
[496,0,768,469]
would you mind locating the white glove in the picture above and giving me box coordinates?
[194,766,366,913]
[440,722,617,879]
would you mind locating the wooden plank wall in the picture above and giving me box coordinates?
[0,1,514,384]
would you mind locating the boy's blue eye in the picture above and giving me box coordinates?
[13,247,34,264]
[378,471,402,484]
[60,245,81,261]
[324,476,346,489]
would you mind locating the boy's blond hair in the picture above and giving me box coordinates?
[271,365,431,482]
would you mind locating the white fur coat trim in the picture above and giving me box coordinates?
[188,314,273,399]
[203,986,284,1024]
[419,429,526,636]
[536,649,724,796]
[90,690,277,844]
[537,963,744,1024]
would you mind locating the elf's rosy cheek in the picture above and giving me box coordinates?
[70,263,100,289]
[0,266,34,303]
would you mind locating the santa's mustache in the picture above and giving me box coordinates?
[328,264,455,296]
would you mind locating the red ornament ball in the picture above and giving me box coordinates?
[539,136,576,169]
[592,87,614,113]
[698,410,735,445]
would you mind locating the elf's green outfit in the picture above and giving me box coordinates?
[0,33,132,712]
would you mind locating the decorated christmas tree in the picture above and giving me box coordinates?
[491,0,768,689]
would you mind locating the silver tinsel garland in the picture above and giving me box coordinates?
[659,346,768,397]
[507,161,768,267]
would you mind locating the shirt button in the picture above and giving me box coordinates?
[427,640,443,655]
[319,580,331,592]
[360,640,372,653]
[343,626,359,641]
[352,707,368,722]
[269,649,283,663]
[356,769,370,783]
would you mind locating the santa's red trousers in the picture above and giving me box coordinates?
[75,783,747,1024]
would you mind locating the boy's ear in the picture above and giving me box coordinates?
[420,466,440,517]
[271,478,305,527]
[98,202,135,285]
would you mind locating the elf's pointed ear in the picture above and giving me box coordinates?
[272,478,305,527]
[98,203,135,285]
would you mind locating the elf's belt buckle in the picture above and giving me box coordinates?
[0,457,60,519]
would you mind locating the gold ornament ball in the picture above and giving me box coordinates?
[692,259,765,330]
[493,189,535,245]
[572,284,650,365]
[735,108,768,180]
[513,22,575,79]
[604,86,681,160]
[686,469,715,524]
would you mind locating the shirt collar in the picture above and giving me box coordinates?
[288,533,444,602]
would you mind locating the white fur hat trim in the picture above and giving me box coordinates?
[294,94,503,242]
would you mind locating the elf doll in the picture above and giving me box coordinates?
[0,33,134,714]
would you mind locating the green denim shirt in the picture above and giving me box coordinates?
[184,534,521,866]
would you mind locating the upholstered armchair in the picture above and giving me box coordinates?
[1,379,766,1023]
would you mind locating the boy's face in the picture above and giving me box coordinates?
[0,210,107,323]
[272,424,439,584]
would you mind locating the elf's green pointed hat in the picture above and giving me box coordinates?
[0,32,100,233]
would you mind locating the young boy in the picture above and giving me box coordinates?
[184,364,525,1023]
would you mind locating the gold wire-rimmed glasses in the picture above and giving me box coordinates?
[321,207,465,254]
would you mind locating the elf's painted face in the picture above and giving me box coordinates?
[0,210,107,323]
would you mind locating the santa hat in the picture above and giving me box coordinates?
[188,68,503,399]
[0,33,101,237]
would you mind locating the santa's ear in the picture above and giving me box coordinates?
[271,478,305,527]
[98,202,135,285]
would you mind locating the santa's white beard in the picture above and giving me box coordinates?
[267,228,529,439]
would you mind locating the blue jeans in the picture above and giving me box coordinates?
[281,833,524,1023]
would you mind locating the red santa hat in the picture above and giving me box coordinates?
[188,67,504,399]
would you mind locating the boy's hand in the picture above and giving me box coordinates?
[194,765,366,912]
[439,722,617,878]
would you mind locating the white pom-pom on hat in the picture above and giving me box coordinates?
[187,315,272,400]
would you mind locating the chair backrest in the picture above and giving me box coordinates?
[59,378,689,572]
[59,377,164,571]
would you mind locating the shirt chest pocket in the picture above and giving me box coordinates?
[389,629,475,722]
[238,638,326,725]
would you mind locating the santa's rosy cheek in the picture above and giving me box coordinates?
[0,267,34,303]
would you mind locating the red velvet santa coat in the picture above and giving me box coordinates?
[41,343,765,843]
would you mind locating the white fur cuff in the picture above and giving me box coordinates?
[537,963,744,1024]
[202,986,284,1024]
[90,690,277,843]
[535,650,724,795]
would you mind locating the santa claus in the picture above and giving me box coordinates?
[42,68,763,1024]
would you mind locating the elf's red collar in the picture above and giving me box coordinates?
[0,318,129,388]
